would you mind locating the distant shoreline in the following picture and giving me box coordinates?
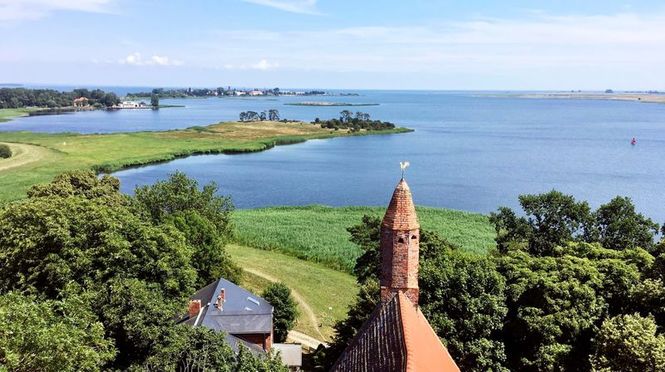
[506,92,665,104]
[285,102,379,107]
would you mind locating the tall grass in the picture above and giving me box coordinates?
[233,205,496,273]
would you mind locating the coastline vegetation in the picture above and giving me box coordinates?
[0,87,120,109]
[315,110,397,131]
[0,107,41,122]
[233,205,495,272]
[0,120,411,203]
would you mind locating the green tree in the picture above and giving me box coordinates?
[262,283,299,343]
[0,144,11,159]
[590,196,659,251]
[132,172,239,284]
[27,170,123,203]
[339,110,353,123]
[133,171,234,238]
[101,92,120,107]
[420,251,508,371]
[268,109,280,121]
[513,191,593,255]
[0,292,115,372]
[0,195,195,300]
[150,93,159,108]
[590,314,665,372]
[498,247,607,371]
[167,210,242,286]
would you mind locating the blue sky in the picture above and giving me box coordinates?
[1,0,665,89]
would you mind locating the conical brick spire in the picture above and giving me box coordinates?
[381,178,420,230]
[380,178,420,305]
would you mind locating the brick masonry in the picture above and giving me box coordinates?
[380,179,420,305]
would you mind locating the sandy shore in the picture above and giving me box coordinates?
[514,92,665,104]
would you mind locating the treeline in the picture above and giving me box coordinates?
[315,110,396,131]
[0,171,287,371]
[239,109,280,122]
[0,88,120,109]
[317,191,665,372]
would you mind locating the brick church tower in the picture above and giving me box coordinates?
[380,178,420,305]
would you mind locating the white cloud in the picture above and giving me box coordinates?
[119,52,183,66]
[251,59,278,70]
[0,0,114,22]
[221,59,279,70]
[242,0,320,15]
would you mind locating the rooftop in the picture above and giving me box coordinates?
[331,292,459,372]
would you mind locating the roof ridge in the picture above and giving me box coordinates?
[398,293,460,372]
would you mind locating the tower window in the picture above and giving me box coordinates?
[398,238,405,243]
[411,235,417,240]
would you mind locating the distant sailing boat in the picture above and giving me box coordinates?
[631,137,637,146]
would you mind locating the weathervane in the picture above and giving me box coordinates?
[400,161,410,179]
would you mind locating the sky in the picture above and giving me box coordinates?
[1,0,665,90]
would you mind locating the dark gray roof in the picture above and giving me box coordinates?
[188,278,273,334]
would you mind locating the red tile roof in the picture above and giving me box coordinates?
[398,293,459,372]
[331,293,459,372]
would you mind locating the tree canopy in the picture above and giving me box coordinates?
[0,171,283,371]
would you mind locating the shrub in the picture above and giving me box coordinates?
[0,144,11,158]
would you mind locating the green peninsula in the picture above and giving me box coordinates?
[0,121,410,203]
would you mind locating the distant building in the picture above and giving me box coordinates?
[73,97,89,107]
[331,178,460,372]
[248,90,264,96]
[117,101,146,109]
[180,277,302,370]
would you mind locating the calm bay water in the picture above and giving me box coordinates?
[3,91,665,223]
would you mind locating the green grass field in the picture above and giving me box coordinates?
[233,205,496,272]
[0,108,40,122]
[0,121,409,203]
[227,244,357,341]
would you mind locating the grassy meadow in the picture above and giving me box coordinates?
[0,108,40,122]
[0,121,409,203]
[227,244,357,341]
[233,205,496,272]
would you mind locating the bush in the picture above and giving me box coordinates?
[0,144,11,158]
[262,282,299,343]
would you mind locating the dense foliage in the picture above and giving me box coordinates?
[0,144,10,159]
[0,171,285,371]
[0,292,115,371]
[316,111,396,131]
[262,283,299,343]
[0,88,120,109]
[318,191,665,372]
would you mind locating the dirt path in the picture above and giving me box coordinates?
[242,267,328,344]
[0,142,53,172]
[288,330,328,350]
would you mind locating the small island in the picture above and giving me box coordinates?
[285,102,379,107]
